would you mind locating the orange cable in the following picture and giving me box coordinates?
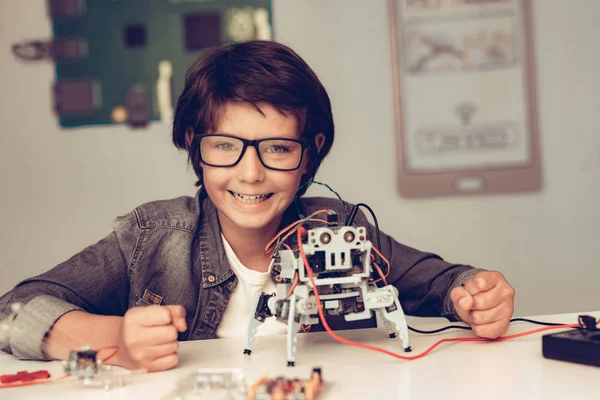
[370,262,388,286]
[371,245,391,280]
[98,347,120,363]
[264,210,333,253]
[269,218,328,254]
[280,243,300,298]
[286,272,299,298]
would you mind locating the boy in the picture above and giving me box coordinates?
[0,40,514,372]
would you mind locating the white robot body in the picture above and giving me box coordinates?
[244,225,411,366]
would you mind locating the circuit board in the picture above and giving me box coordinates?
[48,0,272,128]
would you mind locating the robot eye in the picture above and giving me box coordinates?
[319,232,331,244]
[343,231,355,243]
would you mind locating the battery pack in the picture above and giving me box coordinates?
[542,328,600,367]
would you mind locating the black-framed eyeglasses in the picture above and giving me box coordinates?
[195,134,308,171]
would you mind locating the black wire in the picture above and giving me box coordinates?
[408,317,564,334]
[509,318,563,327]
[345,203,385,286]
[294,180,347,220]
[408,325,472,334]
[345,203,381,256]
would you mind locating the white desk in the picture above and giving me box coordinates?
[1,312,598,400]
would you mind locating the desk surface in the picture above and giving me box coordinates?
[1,312,599,400]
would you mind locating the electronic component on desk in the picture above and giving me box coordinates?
[248,367,324,400]
[244,223,411,366]
[163,368,324,400]
[162,368,247,400]
[542,315,600,368]
[63,347,98,380]
[62,346,145,390]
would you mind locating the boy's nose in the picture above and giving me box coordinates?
[236,146,266,183]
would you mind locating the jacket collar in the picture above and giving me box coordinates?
[195,188,305,288]
[197,189,234,288]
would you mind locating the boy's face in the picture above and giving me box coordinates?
[201,102,308,232]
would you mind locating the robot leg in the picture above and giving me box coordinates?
[244,292,273,355]
[376,309,397,338]
[286,294,302,367]
[380,288,411,352]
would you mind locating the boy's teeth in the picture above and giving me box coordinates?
[232,192,270,203]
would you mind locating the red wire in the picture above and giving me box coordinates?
[99,346,120,363]
[295,227,588,361]
[0,374,70,389]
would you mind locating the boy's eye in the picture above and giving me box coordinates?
[264,144,292,154]
[215,142,237,151]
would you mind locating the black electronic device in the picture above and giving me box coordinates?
[542,315,600,367]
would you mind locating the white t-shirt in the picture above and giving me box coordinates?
[216,234,288,338]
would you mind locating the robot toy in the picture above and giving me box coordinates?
[244,219,411,366]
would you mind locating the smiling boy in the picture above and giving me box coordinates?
[0,40,515,372]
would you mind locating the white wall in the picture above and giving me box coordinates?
[1,0,598,317]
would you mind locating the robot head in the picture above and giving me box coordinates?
[305,226,370,272]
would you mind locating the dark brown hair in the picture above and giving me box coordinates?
[172,40,334,195]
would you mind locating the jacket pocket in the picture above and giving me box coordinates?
[133,297,151,307]
[133,289,163,307]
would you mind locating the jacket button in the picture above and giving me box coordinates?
[207,275,216,283]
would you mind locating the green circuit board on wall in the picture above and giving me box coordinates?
[49,0,272,128]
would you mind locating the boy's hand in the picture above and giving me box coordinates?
[450,271,515,339]
[116,305,187,372]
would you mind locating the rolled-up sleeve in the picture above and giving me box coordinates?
[441,268,485,321]
[8,296,83,360]
[0,212,138,359]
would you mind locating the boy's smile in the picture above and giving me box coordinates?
[229,191,274,205]
[201,102,307,234]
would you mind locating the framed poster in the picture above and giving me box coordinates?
[388,0,541,197]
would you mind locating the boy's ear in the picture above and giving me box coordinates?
[185,128,194,149]
[314,133,326,154]
[302,133,326,175]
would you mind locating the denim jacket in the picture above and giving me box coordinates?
[0,189,482,360]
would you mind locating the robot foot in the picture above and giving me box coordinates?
[287,361,295,367]
[404,346,412,353]
[243,349,252,355]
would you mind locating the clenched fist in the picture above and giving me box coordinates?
[450,271,515,339]
[116,305,187,372]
